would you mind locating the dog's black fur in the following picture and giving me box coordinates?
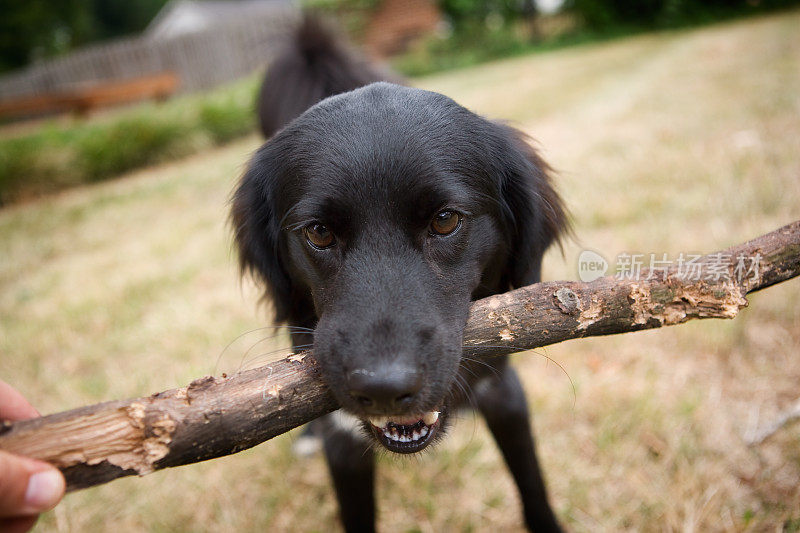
[235,16,568,532]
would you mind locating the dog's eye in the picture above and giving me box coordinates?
[430,210,461,236]
[304,223,335,249]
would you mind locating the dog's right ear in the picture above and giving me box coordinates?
[230,144,293,323]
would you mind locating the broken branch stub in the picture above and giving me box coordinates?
[1,220,798,491]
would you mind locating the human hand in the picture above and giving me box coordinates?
[0,381,65,533]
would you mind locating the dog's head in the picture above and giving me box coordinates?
[232,83,567,453]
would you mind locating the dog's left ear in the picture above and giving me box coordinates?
[230,143,295,323]
[493,124,570,287]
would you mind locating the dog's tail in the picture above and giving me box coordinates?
[257,14,400,138]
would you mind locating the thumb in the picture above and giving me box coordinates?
[0,450,65,517]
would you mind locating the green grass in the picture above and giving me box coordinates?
[1,9,799,532]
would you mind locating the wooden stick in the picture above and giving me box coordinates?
[2,220,798,491]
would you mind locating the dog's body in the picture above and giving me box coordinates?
[234,17,567,532]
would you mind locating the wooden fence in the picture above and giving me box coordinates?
[0,7,299,101]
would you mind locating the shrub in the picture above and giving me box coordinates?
[76,116,195,181]
[393,22,540,77]
[0,136,77,204]
[199,97,255,144]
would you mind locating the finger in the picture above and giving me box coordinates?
[0,451,65,517]
[0,381,39,422]
[0,516,38,533]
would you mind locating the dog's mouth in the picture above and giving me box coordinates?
[365,410,441,454]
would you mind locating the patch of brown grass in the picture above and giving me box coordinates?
[1,9,799,532]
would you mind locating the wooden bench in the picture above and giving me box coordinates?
[0,72,180,120]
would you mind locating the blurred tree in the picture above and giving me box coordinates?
[0,0,168,73]
[0,0,89,72]
[564,0,800,29]
[439,0,540,29]
[90,0,172,40]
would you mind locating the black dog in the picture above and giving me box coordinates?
[233,17,568,532]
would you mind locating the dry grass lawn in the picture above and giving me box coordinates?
[2,10,799,532]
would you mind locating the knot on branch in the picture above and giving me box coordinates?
[554,287,581,315]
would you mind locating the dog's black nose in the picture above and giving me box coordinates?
[347,366,422,412]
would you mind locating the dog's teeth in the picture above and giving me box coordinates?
[412,431,421,441]
[370,416,389,428]
[420,426,428,437]
[423,411,439,425]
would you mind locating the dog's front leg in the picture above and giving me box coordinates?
[320,415,377,532]
[476,357,562,533]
